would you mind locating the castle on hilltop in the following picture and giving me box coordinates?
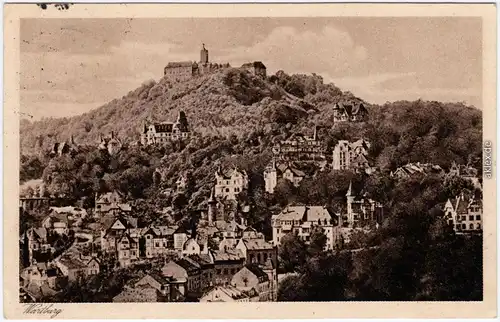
[164,44,267,81]
[164,44,230,81]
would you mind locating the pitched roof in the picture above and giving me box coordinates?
[137,273,171,288]
[96,191,125,204]
[187,254,214,267]
[215,167,248,180]
[241,238,274,250]
[113,286,160,303]
[162,261,188,280]
[244,264,270,280]
[32,227,48,240]
[166,61,194,68]
[275,206,332,222]
[211,248,244,262]
[175,258,200,275]
[276,162,306,177]
[203,285,249,301]
[57,255,87,270]
[50,206,88,218]
[24,282,58,301]
[334,102,366,117]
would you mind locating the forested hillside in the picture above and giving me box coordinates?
[21,67,482,188]
[20,67,483,302]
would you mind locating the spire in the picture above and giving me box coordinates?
[208,188,216,204]
[70,135,75,145]
[346,180,353,197]
[313,126,318,141]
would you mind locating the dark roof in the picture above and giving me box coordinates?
[244,264,269,281]
[147,272,171,285]
[166,61,194,68]
[334,102,367,116]
[175,258,200,275]
[188,254,213,267]
[276,163,306,177]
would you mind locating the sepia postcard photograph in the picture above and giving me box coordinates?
[3,3,497,319]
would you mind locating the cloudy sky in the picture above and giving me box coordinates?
[20,17,482,120]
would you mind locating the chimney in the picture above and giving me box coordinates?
[313,126,318,141]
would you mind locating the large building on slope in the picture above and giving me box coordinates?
[272,128,326,162]
[332,102,368,123]
[141,111,190,145]
[443,192,482,235]
[332,139,373,173]
[214,167,249,201]
[271,206,342,250]
[163,44,230,82]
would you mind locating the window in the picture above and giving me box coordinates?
[217,269,221,274]
[225,188,230,193]
[456,224,461,230]
[462,224,466,229]
[469,215,474,221]
[469,224,474,229]
[223,269,228,275]
[476,215,481,220]
[477,223,481,229]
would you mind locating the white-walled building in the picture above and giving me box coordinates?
[214,167,249,200]
[332,139,371,172]
[141,111,190,145]
[443,192,482,234]
[271,205,342,250]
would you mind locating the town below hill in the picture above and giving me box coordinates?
[19,45,483,303]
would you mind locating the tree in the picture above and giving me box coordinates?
[278,233,307,273]
[308,227,327,256]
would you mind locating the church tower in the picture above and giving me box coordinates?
[200,43,209,65]
[207,188,217,226]
[346,181,355,226]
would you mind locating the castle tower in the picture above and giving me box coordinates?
[200,43,209,65]
[207,188,217,226]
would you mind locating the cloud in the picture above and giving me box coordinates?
[218,25,367,75]
[20,40,189,119]
[328,72,481,108]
